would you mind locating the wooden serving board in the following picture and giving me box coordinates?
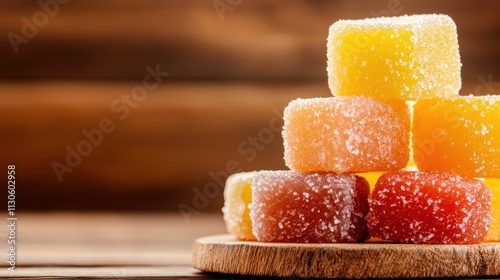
[192,234,500,278]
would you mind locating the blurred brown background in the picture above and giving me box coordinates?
[0,0,499,212]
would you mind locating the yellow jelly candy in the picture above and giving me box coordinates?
[356,172,383,192]
[484,178,500,241]
[222,172,256,240]
[413,96,500,178]
[327,14,461,100]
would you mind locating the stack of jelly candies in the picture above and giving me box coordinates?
[222,14,499,244]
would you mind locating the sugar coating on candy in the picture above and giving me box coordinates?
[413,96,500,178]
[222,172,257,240]
[367,171,491,244]
[484,178,500,241]
[251,171,370,243]
[327,14,461,100]
[283,97,410,173]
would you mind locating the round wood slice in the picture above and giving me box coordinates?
[192,234,500,278]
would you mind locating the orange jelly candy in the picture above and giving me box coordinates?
[367,171,491,244]
[251,171,369,243]
[283,97,410,173]
[413,96,500,178]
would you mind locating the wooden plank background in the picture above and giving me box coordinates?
[0,0,499,211]
[0,0,499,80]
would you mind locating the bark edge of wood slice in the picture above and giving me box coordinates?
[192,234,500,278]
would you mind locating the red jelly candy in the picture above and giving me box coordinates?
[367,171,491,244]
[251,171,370,243]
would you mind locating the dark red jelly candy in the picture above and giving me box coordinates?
[367,171,491,244]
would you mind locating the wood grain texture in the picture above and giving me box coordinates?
[0,213,225,265]
[0,213,230,279]
[193,234,500,279]
[0,0,498,79]
[1,267,202,279]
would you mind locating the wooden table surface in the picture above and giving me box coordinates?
[0,212,498,279]
[0,212,232,279]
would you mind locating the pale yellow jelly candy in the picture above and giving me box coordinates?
[484,178,500,241]
[222,172,256,240]
[327,14,461,100]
